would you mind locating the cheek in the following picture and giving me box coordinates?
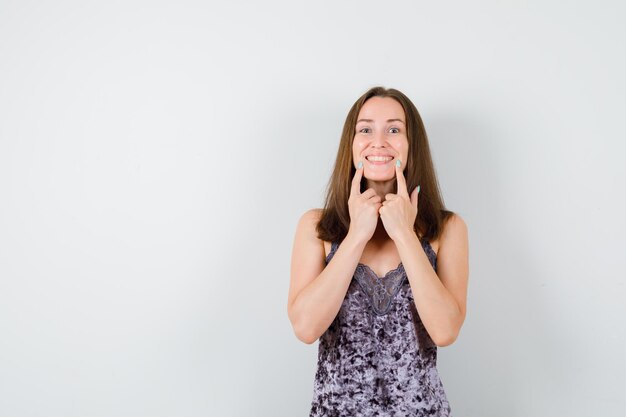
[352,139,367,156]
[391,138,409,158]
[401,139,409,159]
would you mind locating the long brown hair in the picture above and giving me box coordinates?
[316,86,454,243]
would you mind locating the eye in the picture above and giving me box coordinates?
[358,127,371,134]
[389,127,400,134]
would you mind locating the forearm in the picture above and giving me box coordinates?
[291,234,366,344]
[395,231,462,346]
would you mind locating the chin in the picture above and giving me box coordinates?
[364,171,395,182]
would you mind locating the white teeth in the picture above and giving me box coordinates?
[367,156,393,162]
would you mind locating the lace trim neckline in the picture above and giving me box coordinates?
[325,238,437,272]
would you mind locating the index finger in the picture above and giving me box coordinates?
[350,161,363,196]
[395,159,409,197]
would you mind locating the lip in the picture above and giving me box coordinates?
[364,154,396,166]
[365,153,394,157]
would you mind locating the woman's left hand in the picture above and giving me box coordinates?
[379,161,420,242]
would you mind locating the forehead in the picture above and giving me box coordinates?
[357,96,405,121]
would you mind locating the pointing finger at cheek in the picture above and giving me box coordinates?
[350,160,364,197]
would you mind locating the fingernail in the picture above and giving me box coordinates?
[357,161,363,169]
[417,185,421,193]
[396,159,401,167]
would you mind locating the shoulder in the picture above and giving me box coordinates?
[291,209,327,273]
[443,212,468,235]
[299,208,323,222]
[428,213,467,255]
[295,208,324,239]
[296,209,332,257]
[434,212,470,336]
[439,212,469,253]
[297,208,323,231]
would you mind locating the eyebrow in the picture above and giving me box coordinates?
[356,118,406,124]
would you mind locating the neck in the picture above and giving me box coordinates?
[366,179,396,201]
[372,219,389,241]
[366,178,396,242]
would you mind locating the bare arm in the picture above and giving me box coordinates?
[287,209,367,344]
[379,162,469,347]
[395,214,469,346]
[287,163,381,344]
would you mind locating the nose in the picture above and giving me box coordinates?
[371,130,387,148]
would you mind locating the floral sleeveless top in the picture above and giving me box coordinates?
[310,239,452,416]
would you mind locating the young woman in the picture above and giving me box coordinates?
[288,86,469,416]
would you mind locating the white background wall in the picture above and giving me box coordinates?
[1,1,625,416]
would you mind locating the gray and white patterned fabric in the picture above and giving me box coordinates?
[310,239,452,416]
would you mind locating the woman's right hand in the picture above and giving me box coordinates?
[347,163,381,244]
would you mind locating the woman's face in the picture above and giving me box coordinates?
[352,96,409,184]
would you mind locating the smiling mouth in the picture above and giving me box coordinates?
[366,155,394,164]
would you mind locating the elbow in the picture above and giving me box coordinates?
[296,330,318,345]
[434,309,465,347]
[433,330,459,347]
[434,335,456,347]
[292,322,319,345]
[288,307,319,345]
